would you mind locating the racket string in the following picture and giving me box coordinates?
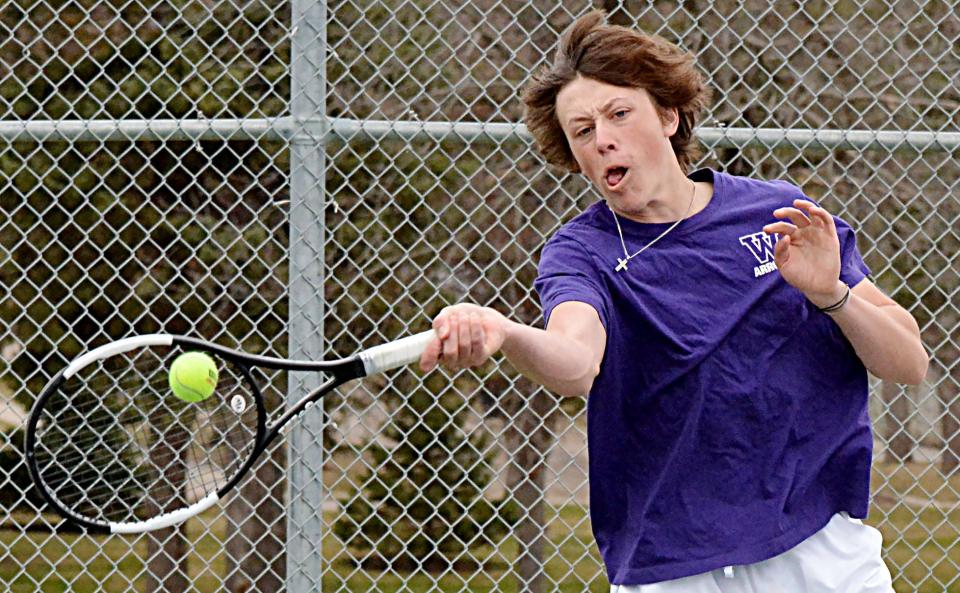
[38,415,253,493]
[38,426,246,493]
[36,377,248,452]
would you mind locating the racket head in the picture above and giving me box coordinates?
[25,335,267,534]
[25,329,432,533]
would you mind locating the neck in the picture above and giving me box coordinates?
[611,173,696,224]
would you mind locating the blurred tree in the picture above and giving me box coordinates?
[333,382,517,572]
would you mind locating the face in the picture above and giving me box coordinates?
[555,76,679,214]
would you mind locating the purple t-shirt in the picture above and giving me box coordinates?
[534,169,873,585]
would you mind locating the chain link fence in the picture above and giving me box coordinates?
[1,0,958,591]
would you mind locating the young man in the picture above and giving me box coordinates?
[419,10,927,592]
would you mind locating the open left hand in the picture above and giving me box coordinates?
[762,199,843,305]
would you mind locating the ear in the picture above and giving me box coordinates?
[662,107,680,137]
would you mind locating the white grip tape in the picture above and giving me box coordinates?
[359,330,435,376]
[109,491,220,534]
[64,334,174,379]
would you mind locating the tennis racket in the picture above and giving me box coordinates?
[25,330,434,534]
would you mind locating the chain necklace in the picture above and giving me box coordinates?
[611,180,697,272]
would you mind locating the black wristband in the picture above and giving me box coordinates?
[818,284,851,313]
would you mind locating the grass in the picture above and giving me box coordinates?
[871,462,960,592]
[1,512,230,593]
[2,462,959,592]
[0,504,606,593]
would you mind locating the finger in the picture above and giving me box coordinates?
[793,200,836,229]
[443,312,460,367]
[419,337,443,372]
[793,200,825,226]
[433,309,451,340]
[458,310,473,362]
[763,221,797,236]
[772,207,812,229]
[810,205,836,230]
[774,233,791,265]
[469,313,485,365]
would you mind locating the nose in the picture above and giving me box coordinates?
[594,120,617,154]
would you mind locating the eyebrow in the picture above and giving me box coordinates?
[566,97,630,127]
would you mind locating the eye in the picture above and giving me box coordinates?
[575,126,593,138]
[613,109,628,119]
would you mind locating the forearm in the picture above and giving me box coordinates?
[807,282,929,384]
[500,321,600,397]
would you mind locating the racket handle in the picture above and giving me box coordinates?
[359,330,435,376]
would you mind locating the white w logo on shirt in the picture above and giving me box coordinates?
[738,231,779,264]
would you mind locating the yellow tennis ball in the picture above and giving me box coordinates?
[168,352,219,402]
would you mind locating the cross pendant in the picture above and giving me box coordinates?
[616,258,629,272]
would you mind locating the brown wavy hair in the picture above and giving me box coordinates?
[522,10,711,174]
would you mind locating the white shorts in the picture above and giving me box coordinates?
[611,513,895,593]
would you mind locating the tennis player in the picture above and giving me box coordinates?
[420,10,927,593]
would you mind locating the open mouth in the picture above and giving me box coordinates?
[605,166,629,189]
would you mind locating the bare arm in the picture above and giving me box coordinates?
[419,301,606,397]
[805,279,929,385]
[763,199,928,385]
[501,302,606,396]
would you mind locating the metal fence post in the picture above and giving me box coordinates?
[287,0,328,590]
